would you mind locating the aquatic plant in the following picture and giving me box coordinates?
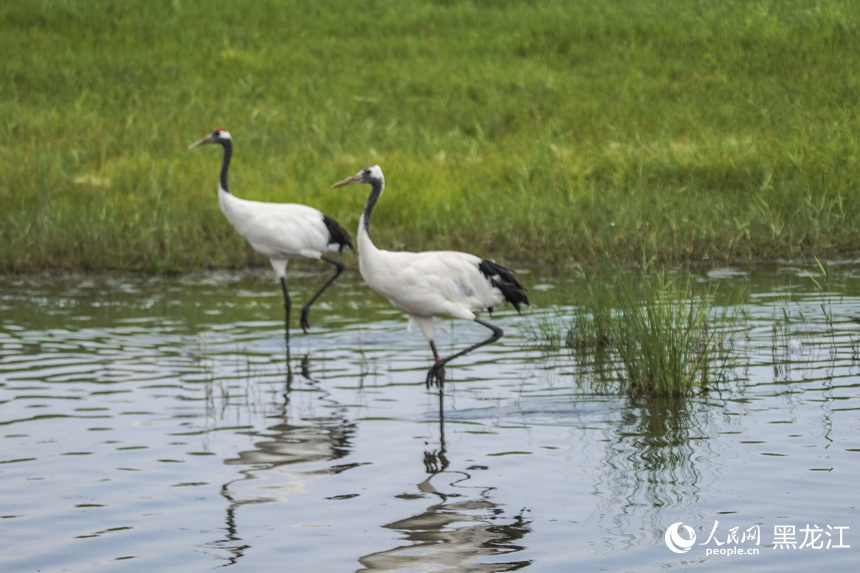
[529,266,740,396]
[767,258,842,381]
[564,268,615,350]
[609,268,734,397]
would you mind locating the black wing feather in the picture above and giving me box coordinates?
[322,214,353,253]
[478,259,529,312]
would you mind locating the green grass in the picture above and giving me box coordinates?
[4,0,860,272]
[529,265,740,396]
[610,268,737,396]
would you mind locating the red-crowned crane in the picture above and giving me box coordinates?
[190,128,352,345]
[331,165,527,388]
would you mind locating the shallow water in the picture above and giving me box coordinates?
[1,264,859,572]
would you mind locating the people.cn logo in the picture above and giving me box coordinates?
[665,522,697,554]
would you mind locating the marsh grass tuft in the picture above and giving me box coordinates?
[564,268,615,350]
[610,268,735,397]
[531,265,740,396]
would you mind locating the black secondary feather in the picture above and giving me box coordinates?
[478,259,529,312]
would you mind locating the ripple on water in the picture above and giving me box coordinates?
[1,269,860,572]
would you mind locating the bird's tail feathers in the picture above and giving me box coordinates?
[323,214,354,253]
[478,259,529,312]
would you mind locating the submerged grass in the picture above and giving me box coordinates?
[5,1,860,272]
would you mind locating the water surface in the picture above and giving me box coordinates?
[1,265,858,571]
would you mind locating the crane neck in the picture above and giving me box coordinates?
[360,178,384,240]
[218,139,233,194]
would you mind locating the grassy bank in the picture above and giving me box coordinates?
[3,0,860,273]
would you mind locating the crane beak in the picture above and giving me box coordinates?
[188,135,216,150]
[331,172,363,189]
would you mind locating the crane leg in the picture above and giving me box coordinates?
[425,318,504,389]
[280,277,292,347]
[300,256,345,333]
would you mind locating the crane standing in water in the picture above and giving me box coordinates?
[190,128,352,346]
[332,165,527,388]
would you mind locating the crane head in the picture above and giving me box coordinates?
[189,128,232,149]
[331,165,384,188]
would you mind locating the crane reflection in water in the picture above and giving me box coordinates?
[208,357,532,570]
[210,356,358,565]
[358,389,533,572]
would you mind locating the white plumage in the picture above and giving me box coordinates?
[219,195,335,268]
[332,165,527,387]
[360,250,502,334]
[190,128,352,342]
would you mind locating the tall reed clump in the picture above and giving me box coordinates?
[610,269,734,397]
[537,266,739,396]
